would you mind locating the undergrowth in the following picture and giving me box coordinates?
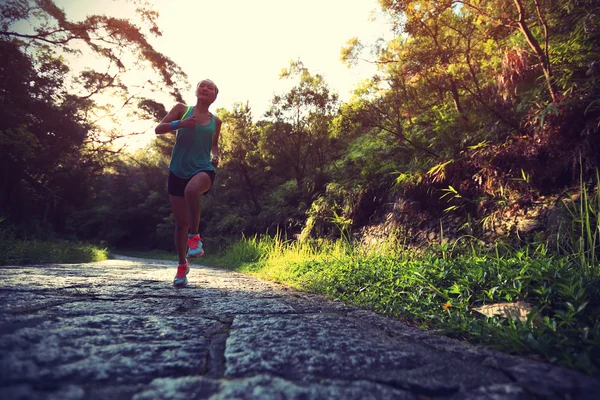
[0,234,109,265]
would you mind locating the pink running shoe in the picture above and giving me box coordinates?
[187,234,204,258]
[173,260,189,287]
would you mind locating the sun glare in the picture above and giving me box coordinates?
[54,0,391,152]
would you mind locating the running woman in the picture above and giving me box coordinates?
[155,79,221,287]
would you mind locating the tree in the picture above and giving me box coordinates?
[218,103,265,214]
[0,0,188,146]
[263,60,339,191]
[376,0,560,102]
[138,98,174,162]
[457,0,558,102]
[0,0,187,236]
[0,39,96,233]
[71,148,171,248]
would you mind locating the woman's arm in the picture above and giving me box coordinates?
[211,117,222,166]
[155,103,195,135]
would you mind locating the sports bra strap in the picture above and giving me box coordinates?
[181,105,192,120]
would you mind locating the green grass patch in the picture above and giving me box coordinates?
[214,235,600,376]
[0,237,109,265]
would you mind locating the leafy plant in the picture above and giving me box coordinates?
[561,169,600,279]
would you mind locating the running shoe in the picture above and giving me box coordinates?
[187,234,204,258]
[173,260,189,287]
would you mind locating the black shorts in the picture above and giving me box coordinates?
[168,170,216,197]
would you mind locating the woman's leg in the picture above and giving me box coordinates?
[184,172,213,235]
[169,195,189,265]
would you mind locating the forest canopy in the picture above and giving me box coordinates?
[1,0,599,250]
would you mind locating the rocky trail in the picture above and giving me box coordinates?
[1,256,598,399]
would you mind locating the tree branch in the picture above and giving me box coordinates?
[0,30,76,44]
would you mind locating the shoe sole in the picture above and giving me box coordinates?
[188,250,204,258]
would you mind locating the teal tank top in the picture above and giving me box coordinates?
[169,106,216,179]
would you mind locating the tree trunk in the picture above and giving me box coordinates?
[237,163,262,214]
[513,0,558,102]
[450,80,469,122]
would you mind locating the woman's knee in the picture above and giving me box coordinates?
[185,173,211,197]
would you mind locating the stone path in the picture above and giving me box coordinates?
[1,256,598,399]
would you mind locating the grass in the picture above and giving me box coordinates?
[0,235,109,265]
[215,235,600,376]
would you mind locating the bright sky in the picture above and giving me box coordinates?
[53,0,392,149]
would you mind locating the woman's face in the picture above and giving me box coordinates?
[196,80,218,103]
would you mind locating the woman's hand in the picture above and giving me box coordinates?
[179,116,196,129]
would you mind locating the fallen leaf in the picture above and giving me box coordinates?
[473,301,538,325]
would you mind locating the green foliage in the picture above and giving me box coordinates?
[0,234,108,265]
[0,40,98,236]
[264,60,339,191]
[71,149,171,249]
[300,181,365,241]
[244,180,307,234]
[0,0,188,242]
[197,64,345,239]
[0,0,187,101]
[561,170,600,278]
[205,103,276,236]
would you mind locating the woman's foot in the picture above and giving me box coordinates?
[187,234,204,258]
[173,260,190,287]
